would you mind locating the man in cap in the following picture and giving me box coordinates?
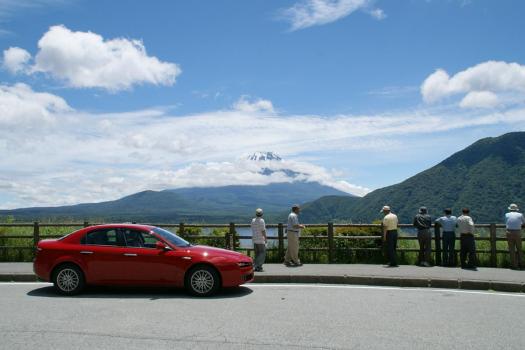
[284,204,305,267]
[435,208,457,267]
[413,206,432,267]
[505,203,525,270]
[251,208,267,272]
[457,208,476,269]
[381,205,399,267]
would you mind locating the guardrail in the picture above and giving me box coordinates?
[0,221,515,267]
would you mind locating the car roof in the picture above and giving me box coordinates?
[86,223,157,231]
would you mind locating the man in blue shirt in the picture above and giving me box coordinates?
[505,203,525,270]
[435,208,457,267]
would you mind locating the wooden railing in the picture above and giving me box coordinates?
[0,222,515,267]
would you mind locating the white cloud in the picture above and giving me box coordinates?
[2,47,31,73]
[15,25,181,91]
[0,83,70,127]
[421,61,525,108]
[281,0,384,31]
[233,96,275,113]
[459,91,499,109]
[2,86,525,208]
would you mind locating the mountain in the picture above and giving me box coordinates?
[300,132,525,223]
[0,148,354,223]
[0,182,348,223]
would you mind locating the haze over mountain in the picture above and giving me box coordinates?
[0,152,352,222]
[300,132,525,224]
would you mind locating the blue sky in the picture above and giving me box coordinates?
[1,0,525,208]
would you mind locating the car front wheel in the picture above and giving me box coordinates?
[52,264,85,295]
[186,265,220,296]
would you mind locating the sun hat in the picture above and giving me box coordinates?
[255,208,263,216]
[380,205,391,213]
[508,203,519,211]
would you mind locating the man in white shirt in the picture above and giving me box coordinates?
[382,205,399,267]
[505,203,525,270]
[284,204,305,267]
[457,208,476,269]
[251,208,267,272]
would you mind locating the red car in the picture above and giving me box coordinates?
[33,224,254,296]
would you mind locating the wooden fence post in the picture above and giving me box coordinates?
[490,223,497,267]
[434,223,442,266]
[278,223,284,261]
[33,222,40,249]
[83,221,89,228]
[328,222,335,264]
[178,222,185,237]
[229,222,236,251]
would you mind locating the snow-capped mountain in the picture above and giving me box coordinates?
[247,151,283,162]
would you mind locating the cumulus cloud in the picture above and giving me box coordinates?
[2,87,525,208]
[421,61,525,108]
[0,83,70,127]
[12,25,181,91]
[233,96,275,113]
[281,0,384,31]
[2,47,31,73]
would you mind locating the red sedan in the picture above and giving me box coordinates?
[33,224,254,296]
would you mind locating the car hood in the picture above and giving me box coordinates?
[187,245,250,261]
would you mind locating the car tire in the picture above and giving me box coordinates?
[52,264,85,296]
[185,265,220,297]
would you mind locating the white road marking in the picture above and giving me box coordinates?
[248,283,525,298]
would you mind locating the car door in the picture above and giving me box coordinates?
[118,228,183,285]
[77,228,129,283]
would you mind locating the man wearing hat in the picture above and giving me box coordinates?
[413,206,432,267]
[284,204,305,267]
[505,204,525,270]
[381,205,399,267]
[251,208,267,272]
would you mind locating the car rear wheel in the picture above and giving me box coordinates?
[186,265,220,297]
[52,264,85,295]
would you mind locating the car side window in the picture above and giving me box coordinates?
[81,229,125,246]
[122,229,160,248]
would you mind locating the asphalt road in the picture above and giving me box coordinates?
[1,283,524,350]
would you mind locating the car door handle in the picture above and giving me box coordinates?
[123,253,138,257]
[80,251,94,255]
[181,256,192,260]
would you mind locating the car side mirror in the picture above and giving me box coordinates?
[155,241,171,251]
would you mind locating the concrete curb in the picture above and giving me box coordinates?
[2,273,524,293]
[252,275,525,293]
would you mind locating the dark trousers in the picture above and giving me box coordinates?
[417,229,431,264]
[442,231,456,266]
[460,234,476,268]
[386,230,398,265]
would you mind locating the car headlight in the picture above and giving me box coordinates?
[237,262,252,268]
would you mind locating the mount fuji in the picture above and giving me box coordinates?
[1,152,355,223]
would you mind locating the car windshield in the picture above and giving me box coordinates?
[152,227,191,247]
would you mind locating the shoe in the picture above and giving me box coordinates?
[284,262,294,267]
[388,264,399,267]
[295,262,303,267]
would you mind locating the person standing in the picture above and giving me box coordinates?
[381,205,399,267]
[413,206,432,267]
[284,204,305,267]
[504,203,525,270]
[435,208,457,267]
[457,208,476,269]
[251,208,267,272]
